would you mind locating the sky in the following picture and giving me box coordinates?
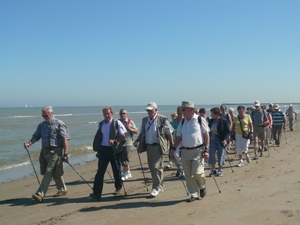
[1,0,299,107]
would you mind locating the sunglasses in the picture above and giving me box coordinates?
[146,109,153,112]
[42,115,49,117]
[120,113,126,115]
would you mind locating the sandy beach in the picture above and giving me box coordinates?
[1,122,300,225]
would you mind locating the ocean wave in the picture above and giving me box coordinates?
[55,114,73,117]
[1,115,39,119]
[0,161,30,171]
[88,121,98,124]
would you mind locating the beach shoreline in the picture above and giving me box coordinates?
[1,120,300,225]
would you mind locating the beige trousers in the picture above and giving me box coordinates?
[37,147,67,197]
[181,147,206,198]
[146,144,164,190]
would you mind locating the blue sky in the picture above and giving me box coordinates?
[1,0,299,107]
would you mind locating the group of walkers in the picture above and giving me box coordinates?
[23,101,297,203]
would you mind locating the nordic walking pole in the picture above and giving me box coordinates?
[225,150,234,173]
[208,164,221,193]
[137,151,149,192]
[283,128,287,144]
[112,152,127,195]
[179,171,189,196]
[106,170,114,181]
[24,145,41,186]
[67,162,93,190]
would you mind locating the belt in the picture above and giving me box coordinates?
[146,143,158,146]
[43,146,60,150]
[180,144,203,150]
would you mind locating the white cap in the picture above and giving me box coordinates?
[145,102,157,110]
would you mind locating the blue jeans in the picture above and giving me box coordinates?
[209,140,225,166]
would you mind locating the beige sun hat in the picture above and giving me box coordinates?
[274,104,280,109]
[181,101,195,108]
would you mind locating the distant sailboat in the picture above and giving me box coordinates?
[25,104,28,108]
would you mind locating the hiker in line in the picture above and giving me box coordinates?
[261,104,273,152]
[119,109,138,181]
[90,106,127,199]
[23,106,70,203]
[174,101,210,202]
[251,100,269,159]
[208,107,230,177]
[232,105,253,167]
[171,106,184,177]
[134,102,174,197]
[285,104,297,131]
[271,104,286,147]
[199,108,209,124]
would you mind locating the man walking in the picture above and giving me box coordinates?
[90,106,127,199]
[251,100,268,159]
[119,109,138,180]
[285,104,297,131]
[23,106,70,203]
[271,104,286,147]
[174,101,210,202]
[134,102,174,197]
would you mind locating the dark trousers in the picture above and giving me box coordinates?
[93,146,122,196]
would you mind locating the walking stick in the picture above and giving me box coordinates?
[179,171,189,196]
[67,162,93,190]
[208,164,221,193]
[106,170,114,182]
[225,150,234,173]
[137,151,149,192]
[24,146,41,186]
[112,152,127,195]
[283,128,287,144]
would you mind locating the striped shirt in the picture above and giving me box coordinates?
[32,117,70,147]
[271,111,286,126]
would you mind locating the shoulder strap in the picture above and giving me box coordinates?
[198,116,203,132]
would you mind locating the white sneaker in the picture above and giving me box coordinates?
[121,173,128,181]
[150,188,162,197]
[237,161,244,167]
[126,171,132,179]
[246,155,251,163]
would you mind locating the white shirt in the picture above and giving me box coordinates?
[176,114,210,148]
[101,119,127,146]
[144,114,174,144]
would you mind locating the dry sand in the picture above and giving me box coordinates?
[1,123,300,225]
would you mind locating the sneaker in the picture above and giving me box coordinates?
[32,193,43,203]
[209,169,217,177]
[53,191,67,197]
[150,188,162,197]
[121,173,128,181]
[246,155,251,163]
[237,161,244,167]
[200,188,207,198]
[260,152,263,157]
[113,189,123,196]
[89,193,101,199]
[217,170,223,177]
[175,167,181,177]
[126,171,132,179]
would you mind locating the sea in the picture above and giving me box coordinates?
[1,103,298,183]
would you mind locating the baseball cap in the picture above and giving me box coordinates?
[254,100,260,106]
[145,102,157,110]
